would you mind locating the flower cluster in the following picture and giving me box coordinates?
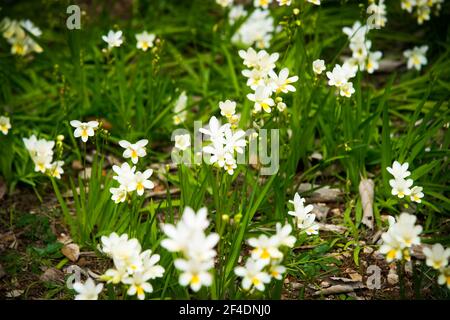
[387,161,423,203]
[23,135,64,179]
[102,29,156,51]
[200,110,246,175]
[366,0,387,30]
[0,116,11,135]
[235,223,295,292]
[110,163,154,203]
[228,5,247,24]
[326,62,357,98]
[342,21,383,75]
[288,193,319,235]
[240,47,298,114]
[403,45,428,71]
[379,213,422,262]
[161,207,219,292]
[0,18,43,56]
[400,0,444,25]
[231,9,275,49]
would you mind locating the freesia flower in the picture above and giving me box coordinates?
[307,0,321,4]
[438,267,450,289]
[73,278,103,300]
[234,259,271,291]
[269,264,286,280]
[0,116,11,135]
[70,120,99,143]
[401,0,416,13]
[404,45,428,71]
[247,85,275,113]
[387,161,411,179]
[102,30,123,49]
[135,31,155,51]
[423,244,450,270]
[389,178,413,198]
[229,5,247,25]
[366,51,382,73]
[410,186,424,203]
[274,223,296,248]
[232,9,275,49]
[110,186,128,203]
[112,162,137,192]
[174,259,213,292]
[268,68,298,94]
[312,59,326,75]
[339,82,355,98]
[219,100,237,118]
[118,139,148,164]
[254,0,272,9]
[134,169,154,196]
[248,234,283,262]
[288,193,319,235]
[216,0,233,7]
[122,272,154,300]
[49,161,64,179]
[174,134,191,151]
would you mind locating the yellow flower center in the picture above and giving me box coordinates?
[387,249,397,260]
[252,277,261,286]
[191,274,200,284]
[261,248,270,259]
[136,286,144,296]
[81,128,88,138]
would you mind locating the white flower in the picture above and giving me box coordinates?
[110,186,128,203]
[342,21,368,44]
[438,267,450,289]
[379,229,404,262]
[224,158,237,175]
[70,120,99,143]
[307,0,321,5]
[229,5,247,25]
[102,30,123,49]
[247,85,275,113]
[109,237,142,273]
[248,234,283,262]
[387,161,411,179]
[312,59,326,75]
[134,169,154,196]
[276,101,287,112]
[269,264,286,280]
[0,116,11,135]
[100,232,129,257]
[49,161,64,179]
[112,162,137,192]
[339,82,355,98]
[277,0,292,6]
[326,64,356,88]
[389,178,413,198]
[401,0,417,13]
[224,128,246,154]
[216,0,233,7]
[175,259,213,292]
[123,272,154,300]
[404,45,428,71]
[234,259,271,291]
[135,31,155,51]
[174,134,191,151]
[219,100,237,118]
[423,244,450,270]
[119,139,148,164]
[274,223,296,248]
[20,19,42,37]
[350,40,371,62]
[392,213,422,248]
[417,5,430,24]
[288,193,319,235]
[268,68,298,93]
[232,9,275,49]
[254,0,272,9]
[203,141,233,168]
[199,116,229,142]
[173,91,188,125]
[366,51,382,73]
[410,186,424,203]
[140,250,165,279]
[367,0,387,29]
[73,278,103,300]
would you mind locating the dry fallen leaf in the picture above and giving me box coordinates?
[62,243,80,262]
[359,178,374,230]
[40,268,64,284]
[314,283,365,296]
[6,289,24,298]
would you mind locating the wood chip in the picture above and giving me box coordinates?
[40,268,64,284]
[359,178,374,230]
[313,283,365,296]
